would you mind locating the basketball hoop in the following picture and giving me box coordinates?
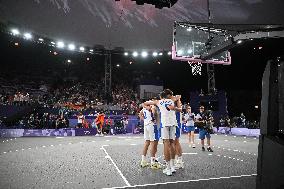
[188,61,202,75]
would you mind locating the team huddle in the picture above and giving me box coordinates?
[139,89,214,176]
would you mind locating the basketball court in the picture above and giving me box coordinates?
[0,134,258,189]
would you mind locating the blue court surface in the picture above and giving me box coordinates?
[0,134,258,189]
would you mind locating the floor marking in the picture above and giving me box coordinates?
[182,153,198,155]
[92,141,96,142]
[56,137,64,138]
[102,174,257,189]
[130,144,137,146]
[101,146,131,187]
[106,140,110,142]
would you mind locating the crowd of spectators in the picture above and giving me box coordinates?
[0,77,142,129]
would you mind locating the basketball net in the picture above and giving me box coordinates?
[188,61,202,75]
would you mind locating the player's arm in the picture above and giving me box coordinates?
[143,100,158,106]
[175,99,182,112]
[138,110,144,121]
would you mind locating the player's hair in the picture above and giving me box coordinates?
[159,91,166,99]
[163,89,173,97]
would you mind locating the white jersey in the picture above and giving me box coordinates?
[142,108,153,126]
[184,113,195,126]
[157,99,176,127]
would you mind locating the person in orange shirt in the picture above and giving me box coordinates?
[96,112,105,136]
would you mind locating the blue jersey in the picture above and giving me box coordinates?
[176,112,182,128]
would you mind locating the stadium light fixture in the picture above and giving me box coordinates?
[141,51,148,58]
[167,51,172,55]
[153,52,158,57]
[11,29,20,35]
[124,52,129,56]
[133,51,138,57]
[237,40,242,44]
[159,52,163,56]
[57,41,65,48]
[38,38,44,42]
[116,64,120,67]
[23,33,32,40]
[68,44,75,51]
[89,49,94,52]
[67,59,71,63]
[79,46,85,51]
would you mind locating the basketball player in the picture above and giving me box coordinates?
[195,106,214,152]
[172,95,184,169]
[144,89,180,176]
[184,106,196,148]
[139,104,160,169]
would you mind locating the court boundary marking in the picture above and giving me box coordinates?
[101,145,131,187]
[102,174,257,189]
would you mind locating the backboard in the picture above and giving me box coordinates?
[172,22,231,65]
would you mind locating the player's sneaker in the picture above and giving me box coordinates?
[140,161,149,168]
[192,143,196,148]
[163,168,172,176]
[171,167,176,173]
[175,161,185,169]
[202,147,205,151]
[207,147,214,152]
[150,162,162,170]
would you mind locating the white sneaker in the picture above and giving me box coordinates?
[175,162,185,169]
[163,168,172,176]
[171,167,176,173]
[192,143,196,148]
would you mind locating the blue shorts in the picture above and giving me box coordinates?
[175,126,181,139]
[154,125,159,141]
[185,126,195,132]
[199,129,211,140]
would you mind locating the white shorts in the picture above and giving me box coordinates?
[161,126,176,140]
[144,124,159,141]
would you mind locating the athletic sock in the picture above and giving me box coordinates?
[142,155,146,162]
[166,161,170,170]
[170,159,175,168]
[178,156,183,163]
[151,157,155,164]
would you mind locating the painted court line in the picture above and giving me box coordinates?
[103,174,257,189]
[182,152,198,155]
[101,146,131,187]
